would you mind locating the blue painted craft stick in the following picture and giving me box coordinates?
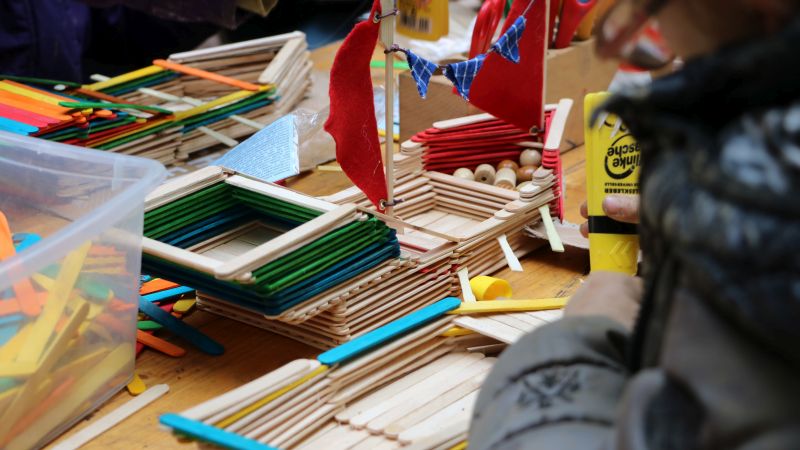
[0,117,37,135]
[0,313,23,327]
[142,286,195,303]
[12,233,41,252]
[159,414,278,450]
[318,297,461,366]
[138,297,224,356]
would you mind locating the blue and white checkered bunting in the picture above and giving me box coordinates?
[443,53,486,101]
[491,16,527,64]
[405,50,439,99]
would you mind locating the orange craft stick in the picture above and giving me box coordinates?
[0,90,72,117]
[139,279,179,295]
[0,212,41,317]
[0,293,47,316]
[7,376,76,439]
[2,79,73,102]
[152,59,261,91]
[136,330,186,357]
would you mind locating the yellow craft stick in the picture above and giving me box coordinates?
[83,65,165,91]
[127,372,147,396]
[174,89,261,120]
[447,298,569,315]
[17,242,91,365]
[441,327,475,337]
[450,441,468,450]
[0,81,69,106]
[5,344,133,450]
[89,117,171,147]
[215,365,328,429]
[0,363,36,377]
[0,324,31,363]
[0,303,89,439]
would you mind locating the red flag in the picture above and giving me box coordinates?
[468,0,549,133]
[324,0,388,210]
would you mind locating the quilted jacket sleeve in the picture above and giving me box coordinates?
[468,316,630,450]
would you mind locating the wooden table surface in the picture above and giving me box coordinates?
[46,43,591,449]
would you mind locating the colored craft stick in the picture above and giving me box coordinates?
[153,59,261,91]
[141,286,194,303]
[160,413,277,450]
[12,233,40,252]
[447,298,568,314]
[0,80,71,105]
[58,101,173,115]
[8,376,76,438]
[83,65,165,91]
[441,327,475,337]
[173,299,196,313]
[51,384,169,450]
[139,278,179,295]
[16,242,91,364]
[0,215,41,317]
[450,441,468,450]
[214,365,328,428]
[137,297,224,355]
[0,104,55,127]
[0,89,72,116]
[136,330,186,357]
[0,116,37,135]
[174,89,257,120]
[318,297,461,366]
[0,74,80,88]
[137,320,162,331]
[126,372,147,395]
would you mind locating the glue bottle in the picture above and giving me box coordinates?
[584,92,640,275]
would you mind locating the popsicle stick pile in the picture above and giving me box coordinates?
[0,32,312,166]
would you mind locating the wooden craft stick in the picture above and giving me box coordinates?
[448,298,567,314]
[232,377,330,435]
[57,101,172,115]
[160,413,277,450]
[0,80,71,104]
[138,297,224,355]
[453,316,523,344]
[398,392,476,446]
[84,65,165,91]
[51,384,169,450]
[0,213,40,317]
[457,268,476,303]
[543,98,574,151]
[142,238,222,274]
[174,89,257,120]
[169,31,305,62]
[225,175,337,213]
[497,234,524,272]
[139,278,180,295]
[317,297,460,366]
[214,204,358,280]
[153,59,261,91]
[441,327,475,337]
[17,242,90,364]
[141,286,194,303]
[538,205,565,252]
[136,330,186,357]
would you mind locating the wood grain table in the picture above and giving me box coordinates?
[45,43,591,450]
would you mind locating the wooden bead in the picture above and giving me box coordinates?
[520,149,542,167]
[516,165,537,182]
[453,168,475,181]
[474,164,496,184]
[497,160,519,172]
[494,168,517,190]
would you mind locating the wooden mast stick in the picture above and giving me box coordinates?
[380,0,396,217]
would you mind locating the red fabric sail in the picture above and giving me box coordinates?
[324,0,388,210]
[468,0,549,133]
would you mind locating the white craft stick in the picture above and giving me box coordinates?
[234,380,329,435]
[335,353,470,423]
[259,37,307,84]
[497,234,524,272]
[50,384,169,450]
[398,391,478,445]
[169,31,305,62]
[198,126,239,147]
[543,99,574,151]
[142,238,222,274]
[138,87,265,131]
[145,165,225,206]
[433,113,496,130]
[225,175,337,212]
[348,353,484,429]
[181,359,318,420]
[538,205,565,253]
[457,268,476,303]
[454,316,524,344]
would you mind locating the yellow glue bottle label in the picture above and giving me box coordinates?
[397,0,449,41]
[584,92,641,275]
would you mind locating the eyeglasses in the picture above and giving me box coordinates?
[594,0,675,70]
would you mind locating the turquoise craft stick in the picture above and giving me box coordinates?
[159,414,278,450]
[317,297,461,366]
[138,297,224,355]
[12,233,41,252]
[0,116,37,135]
[142,286,195,303]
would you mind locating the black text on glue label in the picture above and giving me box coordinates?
[604,134,641,180]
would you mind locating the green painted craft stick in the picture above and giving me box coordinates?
[370,60,411,70]
[0,74,81,88]
[58,101,173,115]
[137,320,163,331]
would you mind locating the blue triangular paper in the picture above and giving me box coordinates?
[491,16,527,64]
[405,50,439,99]
[443,54,487,101]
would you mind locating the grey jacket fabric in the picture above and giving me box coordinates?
[469,16,800,450]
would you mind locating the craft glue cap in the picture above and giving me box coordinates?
[469,276,512,301]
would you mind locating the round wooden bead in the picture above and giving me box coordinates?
[453,168,475,181]
[475,164,496,184]
[516,165,537,182]
[497,159,520,172]
[494,168,517,190]
[520,149,542,167]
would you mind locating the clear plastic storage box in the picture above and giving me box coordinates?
[0,131,165,449]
